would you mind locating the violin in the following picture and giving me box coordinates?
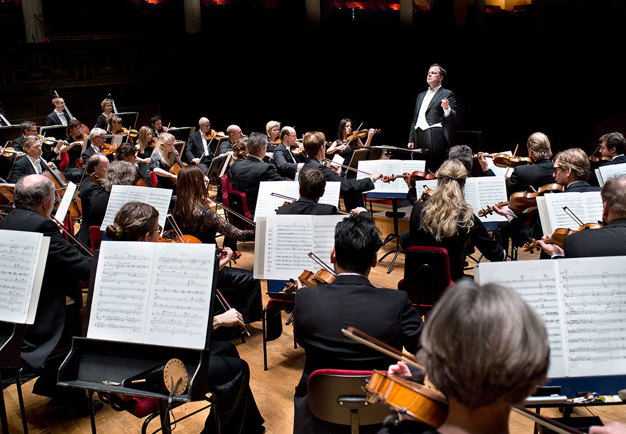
[158,229,202,244]
[290,141,305,156]
[418,185,434,202]
[205,129,228,141]
[523,222,603,252]
[491,153,533,168]
[382,171,437,183]
[478,183,565,217]
[345,128,381,143]
[0,147,23,158]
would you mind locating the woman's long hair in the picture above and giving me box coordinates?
[419,159,474,240]
[172,165,208,227]
[337,118,351,141]
[137,126,152,154]
[152,132,176,166]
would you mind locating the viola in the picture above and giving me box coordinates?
[418,186,434,202]
[345,128,381,143]
[491,153,533,168]
[383,171,436,183]
[523,222,603,252]
[158,229,202,244]
[478,183,565,217]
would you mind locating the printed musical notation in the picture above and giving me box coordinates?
[88,241,215,350]
[542,192,603,232]
[100,185,173,231]
[254,181,341,220]
[357,159,426,194]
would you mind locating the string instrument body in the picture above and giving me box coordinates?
[523,222,603,252]
[345,128,381,145]
[491,154,532,168]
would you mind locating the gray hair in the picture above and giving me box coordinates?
[448,145,473,173]
[14,175,55,210]
[101,160,136,192]
[602,176,626,219]
[246,132,268,155]
[90,127,107,140]
[420,280,549,408]
[265,120,280,136]
[527,132,552,160]
[23,135,40,150]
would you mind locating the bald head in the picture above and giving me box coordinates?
[198,117,210,133]
[14,174,55,217]
[602,176,626,221]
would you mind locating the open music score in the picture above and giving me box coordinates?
[54,181,77,222]
[595,162,626,187]
[356,159,426,193]
[475,257,626,379]
[536,191,603,234]
[88,241,215,350]
[100,185,173,232]
[0,230,49,324]
[253,215,345,280]
[254,181,341,221]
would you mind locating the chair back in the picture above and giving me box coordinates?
[89,226,103,252]
[220,174,253,230]
[307,369,391,429]
[149,171,158,187]
[400,246,453,315]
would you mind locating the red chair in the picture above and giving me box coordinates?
[306,369,391,432]
[219,174,253,230]
[397,246,454,317]
[149,171,158,187]
[89,226,103,252]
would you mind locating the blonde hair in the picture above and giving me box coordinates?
[265,120,280,137]
[527,132,552,160]
[419,159,474,240]
[137,126,152,154]
[152,132,176,166]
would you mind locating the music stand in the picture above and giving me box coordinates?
[174,140,186,158]
[0,126,21,144]
[346,148,383,179]
[0,321,28,434]
[39,125,66,138]
[366,191,407,274]
[116,112,139,130]
[370,145,426,161]
[169,127,195,144]
[206,152,231,182]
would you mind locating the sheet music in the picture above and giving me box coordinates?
[54,181,77,221]
[88,241,215,350]
[0,230,49,325]
[596,163,626,186]
[477,257,626,379]
[464,177,508,223]
[542,192,603,231]
[475,260,568,378]
[356,160,426,193]
[254,181,341,220]
[253,215,345,280]
[100,185,172,231]
[484,151,513,177]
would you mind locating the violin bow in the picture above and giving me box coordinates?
[51,216,94,257]
[341,327,423,371]
[562,206,584,226]
[511,406,583,434]
[307,251,336,275]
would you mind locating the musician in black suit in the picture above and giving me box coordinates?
[273,126,306,179]
[407,64,457,172]
[219,124,243,155]
[44,96,71,126]
[11,121,38,152]
[276,169,339,215]
[0,174,93,404]
[506,132,555,195]
[537,176,626,258]
[597,131,626,166]
[82,128,106,162]
[10,136,57,183]
[229,132,284,216]
[77,154,110,246]
[301,131,381,211]
[293,213,423,434]
[184,117,214,173]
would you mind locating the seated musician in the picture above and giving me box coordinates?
[115,142,151,185]
[63,118,87,183]
[276,168,338,215]
[229,132,284,216]
[106,114,124,136]
[219,124,243,155]
[405,159,506,281]
[326,118,376,170]
[301,131,381,211]
[10,136,56,183]
[265,120,280,154]
[172,166,262,324]
[0,174,94,410]
[185,117,215,172]
[150,115,167,139]
[293,213,423,434]
[105,201,265,434]
[77,154,109,246]
[82,128,107,162]
[598,132,626,166]
[11,121,38,152]
[95,97,114,130]
[149,132,179,190]
[379,281,549,434]
[506,131,555,196]
[45,96,69,126]
[537,176,626,258]
[273,126,305,179]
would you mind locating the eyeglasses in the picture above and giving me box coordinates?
[553,166,565,173]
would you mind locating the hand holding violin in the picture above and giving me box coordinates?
[477,152,489,172]
[388,361,412,377]
[492,203,515,219]
[536,235,565,257]
[370,171,383,182]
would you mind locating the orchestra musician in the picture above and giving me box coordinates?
[76,154,109,246]
[45,96,71,126]
[537,176,626,258]
[219,124,244,155]
[82,128,107,162]
[405,159,506,281]
[380,281,549,434]
[506,132,555,196]
[300,131,381,211]
[293,213,423,434]
[11,121,38,152]
[273,126,305,179]
[229,132,284,216]
[0,174,94,410]
[149,132,179,190]
[106,114,124,136]
[63,118,88,182]
[265,120,280,153]
[276,169,338,215]
[597,132,626,166]
[115,142,147,183]
[105,201,265,434]
[326,118,376,171]
[150,115,167,138]
[10,136,57,183]
[95,97,115,130]
[134,125,153,177]
[173,165,262,324]
[184,117,214,172]
[100,160,136,193]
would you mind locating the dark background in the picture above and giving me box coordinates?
[1,0,625,155]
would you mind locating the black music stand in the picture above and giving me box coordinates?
[38,125,66,139]
[346,148,383,179]
[116,112,139,130]
[370,145,426,161]
[169,127,195,144]
[206,153,231,182]
[366,192,407,274]
[58,251,219,433]
[0,126,21,144]
[0,321,28,434]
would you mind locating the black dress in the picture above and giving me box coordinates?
[149,153,176,191]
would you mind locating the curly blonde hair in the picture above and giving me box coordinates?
[419,159,474,240]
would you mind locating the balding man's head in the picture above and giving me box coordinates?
[14,174,55,216]
[602,176,626,220]
[198,117,210,133]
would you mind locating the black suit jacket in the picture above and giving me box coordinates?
[12,135,25,152]
[185,131,218,163]
[229,156,284,215]
[276,197,338,215]
[273,143,305,179]
[45,110,70,126]
[77,178,110,245]
[506,158,555,196]
[0,208,93,369]
[81,145,100,162]
[294,274,423,396]
[10,155,44,182]
[563,219,626,257]
[606,155,626,165]
[301,157,375,198]
[565,180,601,192]
[408,87,457,146]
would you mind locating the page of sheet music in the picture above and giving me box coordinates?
[257,215,345,280]
[0,230,46,324]
[475,260,568,378]
[597,163,626,186]
[464,177,508,223]
[100,185,173,231]
[543,192,603,231]
[558,257,626,377]
[88,241,153,344]
[145,243,214,349]
[54,181,77,221]
[357,160,426,193]
[254,181,341,220]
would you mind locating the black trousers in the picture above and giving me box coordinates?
[414,127,448,173]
